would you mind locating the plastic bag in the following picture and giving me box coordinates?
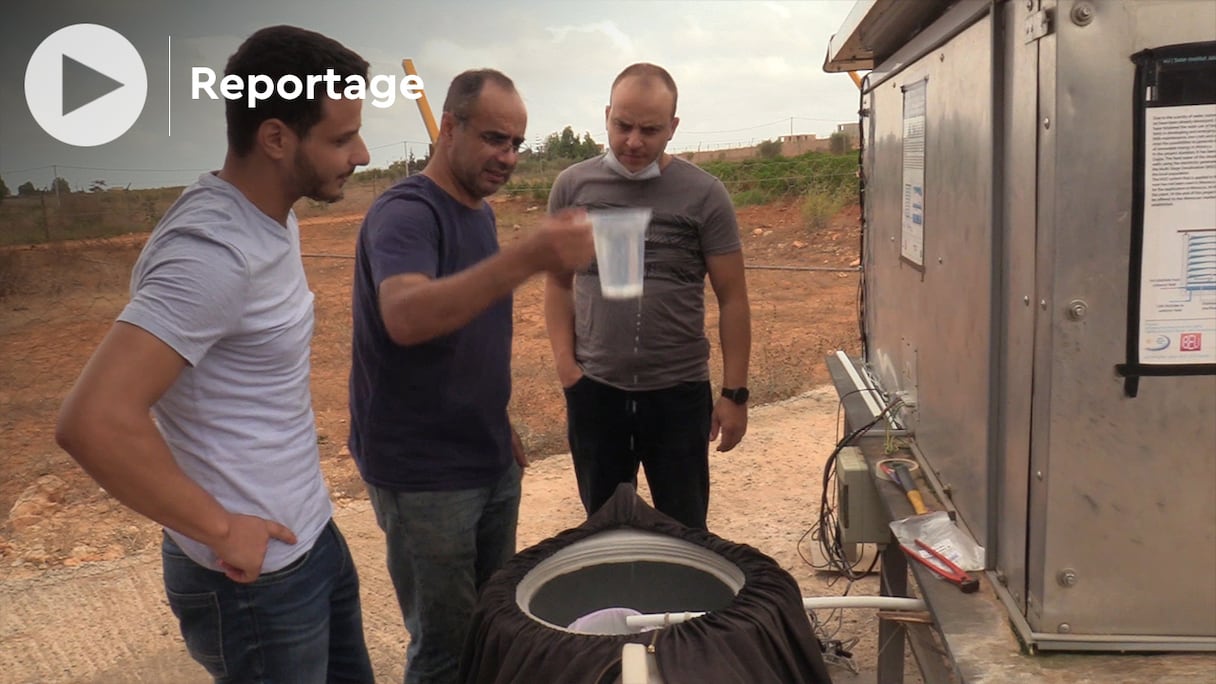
[888,511,985,571]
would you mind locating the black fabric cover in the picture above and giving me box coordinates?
[459,484,833,683]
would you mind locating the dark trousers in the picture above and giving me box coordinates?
[563,377,713,529]
[365,463,521,684]
[162,519,374,683]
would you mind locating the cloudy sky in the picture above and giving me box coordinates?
[0,0,860,191]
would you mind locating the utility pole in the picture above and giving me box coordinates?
[52,164,61,207]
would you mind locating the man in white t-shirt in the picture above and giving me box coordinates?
[56,25,375,682]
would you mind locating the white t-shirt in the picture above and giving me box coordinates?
[118,172,331,572]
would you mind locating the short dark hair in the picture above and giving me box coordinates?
[610,63,679,115]
[442,69,517,122]
[224,25,369,156]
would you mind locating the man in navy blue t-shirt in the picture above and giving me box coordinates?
[348,69,594,684]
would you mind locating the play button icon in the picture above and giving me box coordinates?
[62,55,126,117]
[25,24,147,147]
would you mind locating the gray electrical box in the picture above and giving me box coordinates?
[836,447,891,545]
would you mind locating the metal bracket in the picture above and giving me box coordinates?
[1024,8,1053,43]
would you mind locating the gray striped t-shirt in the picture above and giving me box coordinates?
[549,155,741,390]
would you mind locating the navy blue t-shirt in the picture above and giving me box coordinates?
[348,175,513,491]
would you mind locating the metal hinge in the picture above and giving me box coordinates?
[1024,8,1053,43]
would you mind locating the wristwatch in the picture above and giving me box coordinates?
[721,387,750,405]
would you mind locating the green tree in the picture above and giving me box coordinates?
[52,176,71,194]
[558,126,578,156]
[579,132,601,158]
[829,131,850,155]
[0,175,8,202]
[385,160,408,179]
[756,139,782,159]
[17,181,37,197]
[538,127,603,161]
[407,149,428,174]
[539,132,557,159]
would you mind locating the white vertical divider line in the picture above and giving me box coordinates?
[167,35,171,137]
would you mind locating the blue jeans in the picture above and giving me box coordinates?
[161,519,374,683]
[564,378,713,529]
[366,462,521,684]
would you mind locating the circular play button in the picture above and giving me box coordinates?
[24,24,147,147]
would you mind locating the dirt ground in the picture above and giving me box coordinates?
[0,191,871,680]
[3,388,894,683]
[0,193,861,574]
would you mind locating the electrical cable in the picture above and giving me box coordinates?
[856,73,870,356]
[803,72,895,673]
[801,395,903,650]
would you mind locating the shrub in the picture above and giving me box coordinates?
[756,139,783,159]
[802,186,851,231]
[732,189,772,207]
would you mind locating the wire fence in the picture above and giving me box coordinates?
[0,172,418,247]
[0,186,185,245]
[0,151,860,246]
[503,169,859,207]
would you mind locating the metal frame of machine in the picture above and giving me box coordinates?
[825,0,1216,652]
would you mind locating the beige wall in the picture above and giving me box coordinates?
[678,133,842,165]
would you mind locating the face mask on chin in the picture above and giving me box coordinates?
[603,148,661,181]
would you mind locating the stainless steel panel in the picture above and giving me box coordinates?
[825,0,883,72]
[862,15,995,549]
[861,79,905,397]
[1034,0,1216,637]
[856,0,1215,646]
[825,0,981,73]
[864,0,995,90]
[1026,0,1060,635]
[994,0,1040,618]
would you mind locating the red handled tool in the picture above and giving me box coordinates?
[901,539,979,593]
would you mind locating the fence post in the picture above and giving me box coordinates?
[40,194,50,242]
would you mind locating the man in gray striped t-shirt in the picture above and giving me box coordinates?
[545,63,753,530]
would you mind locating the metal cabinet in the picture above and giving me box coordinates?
[825,0,1216,650]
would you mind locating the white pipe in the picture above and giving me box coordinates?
[803,596,926,611]
[623,596,928,629]
[626,611,707,629]
[620,643,652,684]
[834,350,885,420]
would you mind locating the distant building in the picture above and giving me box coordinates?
[835,122,861,148]
[778,133,832,155]
[677,123,859,164]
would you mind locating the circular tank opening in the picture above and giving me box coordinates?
[516,530,746,633]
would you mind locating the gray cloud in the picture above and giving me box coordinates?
[1,0,859,190]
